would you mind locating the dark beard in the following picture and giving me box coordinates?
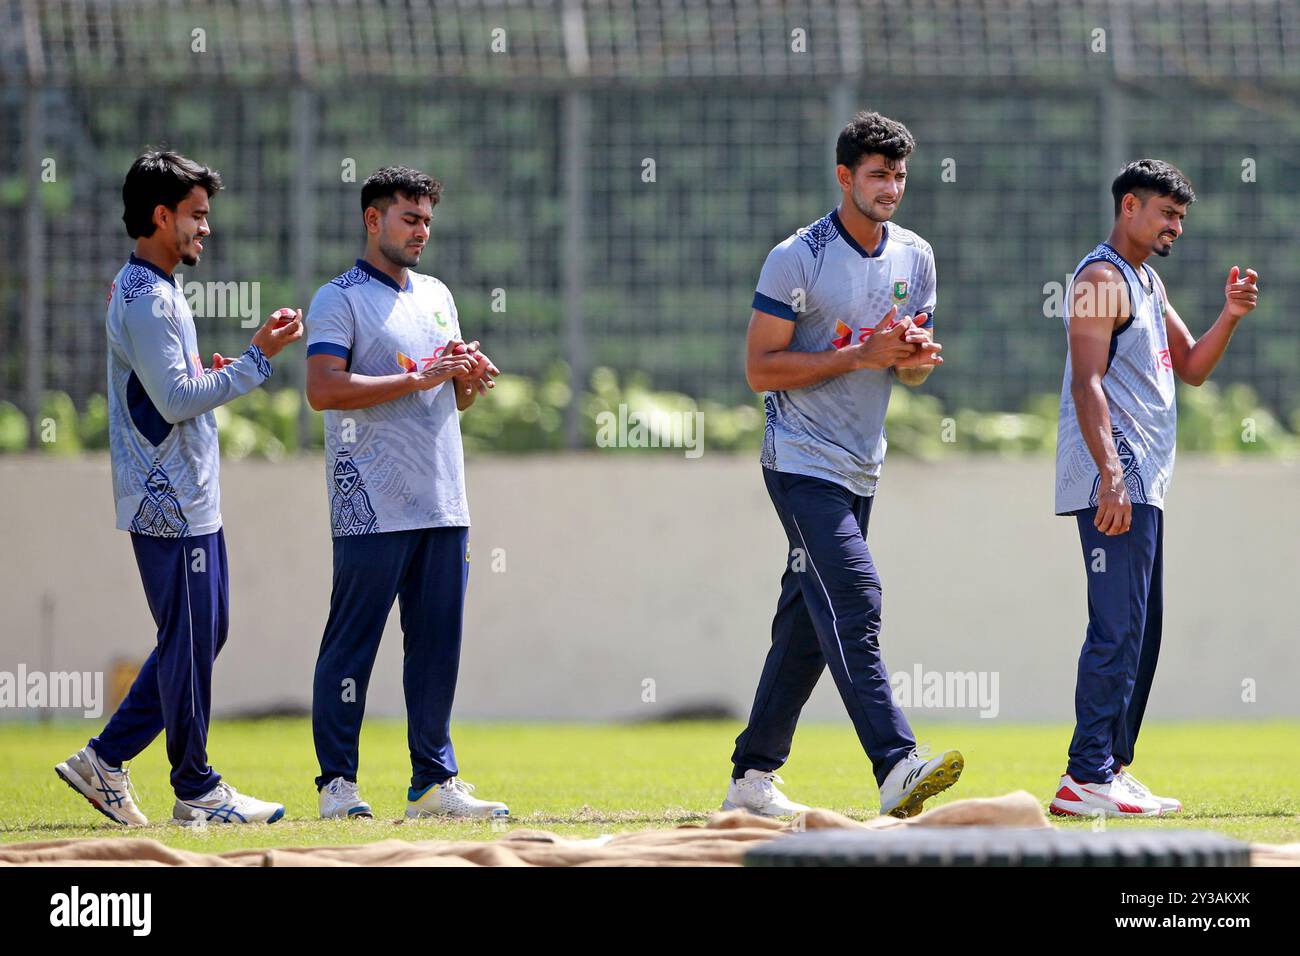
[176,229,199,267]
[852,190,892,223]
[379,236,420,268]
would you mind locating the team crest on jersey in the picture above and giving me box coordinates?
[396,350,418,373]
[331,449,379,536]
[892,279,909,302]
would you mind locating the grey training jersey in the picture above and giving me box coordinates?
[106,254,273,537]
[1055,242,1176,514]
[752,209,937,497]
[306,259,470,537]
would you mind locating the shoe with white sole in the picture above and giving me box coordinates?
[1115,770,1182,814]
[1049,773,1162,818]
[721,770,811,817]
[173,781,285,825]
[319,776,373,820]
[879,746,964,818]
[54,746,148,827]
[406,777,509,819]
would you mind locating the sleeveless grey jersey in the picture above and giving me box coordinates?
[752,209,937,497]
[1055,242,1176,515]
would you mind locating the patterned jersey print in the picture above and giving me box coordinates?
[106,254,272,537]
[1055,242,1177,514]
[752,209,938,497]
[306,259,470,536]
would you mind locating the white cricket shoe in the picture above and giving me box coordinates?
[1115,770,1182,814]
[1049,773,1162,818]
[879,746,964,818]
[721,770,810,817]
[55,746,148,826]
[406,777,509,819]
[319,776,374,819]
[173,781,285,825]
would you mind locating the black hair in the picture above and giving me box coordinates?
[360,165,442,215]
[836,111,916,170]
[1111,159,1195,217]
[121,148,223,239]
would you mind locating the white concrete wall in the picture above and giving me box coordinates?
[1,453,1296,723]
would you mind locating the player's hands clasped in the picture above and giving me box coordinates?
[845,305,942,371]
[845,306,914,369]
[1223,266,1259,321]
[892,313,944,369]
[250,308,304,358]
[411,343,478,391]
[451,340,501,397]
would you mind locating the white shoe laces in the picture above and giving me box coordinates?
[1117,772,1152,797]
[443,777,476,796]
[908,745,933,764]
[330,778,362,802]
[122,767,143,811]
[110,763,143,812]
[742,771,786,796]
[206,782,239,804]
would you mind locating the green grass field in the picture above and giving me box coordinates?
[2,719,1297,853]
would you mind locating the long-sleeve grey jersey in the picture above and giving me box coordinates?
[106,253,273,536]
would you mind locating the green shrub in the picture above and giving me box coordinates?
[36,392,81,454]
[6,377,1298,459]
[79,394,110,450]
[0,401,28,452]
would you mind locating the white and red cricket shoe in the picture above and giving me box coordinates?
[1115,770,1183,814]
[1049,773,1163,818]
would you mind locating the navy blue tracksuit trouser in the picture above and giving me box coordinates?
[312,526,469,793]
[732,469,916,787]
[1067,503,1164,784]
[91,530,228,800]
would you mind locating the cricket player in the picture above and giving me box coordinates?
[305,166,506,820]
[726,112,964,818]
[1051,160,1258,817]
[55,148,304,826]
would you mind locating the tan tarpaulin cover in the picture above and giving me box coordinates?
[2,792,1296,866]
